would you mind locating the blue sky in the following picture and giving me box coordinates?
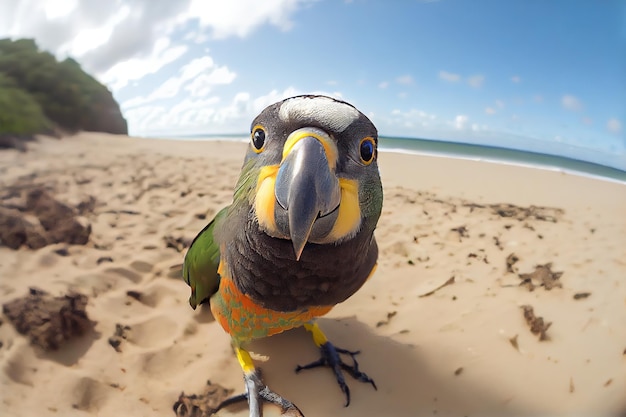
[1,0,624,168]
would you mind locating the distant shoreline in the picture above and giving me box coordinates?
[135,133,626,184]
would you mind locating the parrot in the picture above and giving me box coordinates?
[182,95,383,417]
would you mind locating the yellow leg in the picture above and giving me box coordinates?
[235,345,256,374]
[220,344,303,417]
[303,322,328,347]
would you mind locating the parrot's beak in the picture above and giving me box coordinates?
[275,131,341,260]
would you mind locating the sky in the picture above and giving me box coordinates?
[1,0,625,169]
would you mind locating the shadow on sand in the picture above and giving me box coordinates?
[242,316,523,417]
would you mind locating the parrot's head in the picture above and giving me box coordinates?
[240,95,383,260]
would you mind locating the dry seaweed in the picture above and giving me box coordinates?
[520,305,551,341]
[506,253,519,274]
[108,323,131,353]
[518,263,563,291]
[418,276,455,297]
[376,311,398,327]
[2,287,95,351]
[173,381,236,417]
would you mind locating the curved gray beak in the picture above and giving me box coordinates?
[275,135,341,260]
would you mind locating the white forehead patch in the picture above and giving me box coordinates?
[278,96,360,132]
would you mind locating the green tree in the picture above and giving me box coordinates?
[0,73,51,135]
[0,38,127,137]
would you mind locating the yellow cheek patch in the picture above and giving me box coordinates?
[326,178,361,241]
[255,165,279,233]
[282,130,338,169]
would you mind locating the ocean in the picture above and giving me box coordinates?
[378,136,626,184]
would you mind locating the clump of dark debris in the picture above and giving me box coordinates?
[462,202,564,222]
[2,287,96,351]
[108,323,131,353]
[173,380,235,417]
[521,305,551,341]
[505,253,519,273]
[489,203,563,222]
[518,263,563,291]
[164,235,193,252]
[0,185,93,249]
[376,311,397,327]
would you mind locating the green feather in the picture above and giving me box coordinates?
[183,207,228,309]
[182,157,260,310]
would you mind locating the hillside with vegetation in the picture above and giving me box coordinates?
[0,38,127,150]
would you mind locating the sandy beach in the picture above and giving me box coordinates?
[1,132,625,417]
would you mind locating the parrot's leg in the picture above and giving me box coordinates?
[213,346,305,417]
[296,322,377,407]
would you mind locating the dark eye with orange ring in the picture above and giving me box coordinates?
[251,127,266,152]
[359,137,376,164]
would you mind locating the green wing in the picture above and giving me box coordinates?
[183,207,228,309]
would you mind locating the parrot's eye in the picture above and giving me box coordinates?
[251,126,266,153]
[359,137,376,164]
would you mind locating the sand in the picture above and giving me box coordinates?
[0,132,625,417]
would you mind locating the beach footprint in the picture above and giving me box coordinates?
[2,341,37,386]
[70,375,113,413]
[123,278,186,309]
[103,266,143,284]
[125,315,178,349]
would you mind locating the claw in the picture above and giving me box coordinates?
[214,370,304,417]
[218,346,305,417]
[295,341,376,407]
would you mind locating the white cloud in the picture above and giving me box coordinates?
[125,96,223,135]
[454,115,469,129]
[382,110,483,137]
[1,1,191,75]
[59,6,132,58]
[439,71,484,88]
[485,107,496,115]
[511,75,521,83]
[183,0,307,39]
[396,75,415,85]
[496,100,505,108]
[183,30,210,44]
[185,66,237,97]
[390,109,436,122]
[44,0,77,20]
[582,116,593,125]
[378,81,389,89]
[439,70,460,83]
[0,0,310,90]
[607,118,622,133]
[101,37,188,91]
[561,94,583,111]
[385,108,437,131]
[467,75,484,88]
[121,56,237,108]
